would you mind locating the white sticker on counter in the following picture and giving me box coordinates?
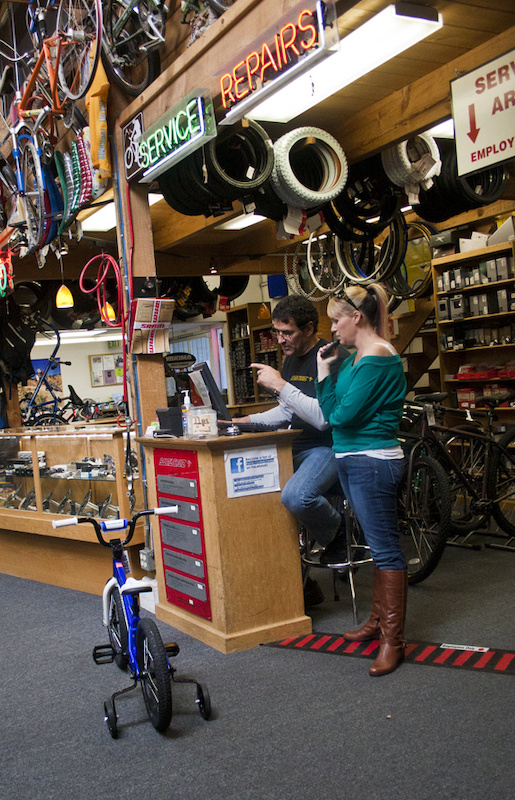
[224,445,280,498]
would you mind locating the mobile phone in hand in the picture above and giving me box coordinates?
[321,342,338,359]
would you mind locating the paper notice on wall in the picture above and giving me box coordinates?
[224,445,280,498]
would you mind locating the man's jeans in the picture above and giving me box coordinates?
[281,446,341,546]
[336,454,406,570]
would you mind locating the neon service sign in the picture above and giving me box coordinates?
[218,0,338,125]
[132,89,216,183]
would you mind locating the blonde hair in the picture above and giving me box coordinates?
[327,284,390,340]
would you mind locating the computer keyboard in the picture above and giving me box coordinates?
[219,422,286,434]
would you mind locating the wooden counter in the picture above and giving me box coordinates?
[138,430,312,653]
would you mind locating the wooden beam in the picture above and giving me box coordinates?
[335,25,515,160]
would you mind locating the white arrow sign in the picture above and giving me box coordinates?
[451,49,515,176]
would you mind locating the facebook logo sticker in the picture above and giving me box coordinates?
[230,456,245,474]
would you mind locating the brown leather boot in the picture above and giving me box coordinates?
[343,565,381,641]
[369,569,408,677]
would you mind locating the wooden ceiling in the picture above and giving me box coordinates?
[140,0,515,274]
[1,0,514,280]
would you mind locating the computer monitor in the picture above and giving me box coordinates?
[190,362,231,421]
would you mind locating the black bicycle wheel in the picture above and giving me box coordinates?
[107,587,129,670]
[442,426,488,534]
[397,455,451,584]
[57,0,102,99]
[103,0,162,95]
[488,428,515,535]
[196,683,211,720]
[136,617,172,732]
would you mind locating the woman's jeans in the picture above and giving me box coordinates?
[281,446,341,546]
[336,454,406,570]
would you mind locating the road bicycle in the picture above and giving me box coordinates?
[52,505,211,738]
[398,391,515,579]
[101,0,168,96]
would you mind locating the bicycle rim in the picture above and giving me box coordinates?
[57,0,102,100]
[21,140,45,254]
[398,455,451,584]
[306,230,346,294]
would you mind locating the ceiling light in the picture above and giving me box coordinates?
[427,119,455,138]
[247,3,443,123]
[55,284,74,308]
[81,202,118,232]
[215,213,267,231]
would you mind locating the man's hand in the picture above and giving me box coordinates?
[250,362,286,395]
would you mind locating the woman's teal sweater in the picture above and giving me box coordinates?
[316,353,406,452]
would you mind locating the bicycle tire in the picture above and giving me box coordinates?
[32,412,69,426]
[136,617,172,732]
[271,127,348,209]
[488,428,515,535]
[21,140,45,254]
[107,587,129,670]
[103,0,162,96]
[57,0,102,100]
[441,426,489,534]
[397,455,451,584]
[306,230,346,294]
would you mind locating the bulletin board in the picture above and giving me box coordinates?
[89,353,124,387]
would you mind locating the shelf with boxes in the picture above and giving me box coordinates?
[432,241,515,416]
[227,302,282,406]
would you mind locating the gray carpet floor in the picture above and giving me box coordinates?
[2,532,514,800]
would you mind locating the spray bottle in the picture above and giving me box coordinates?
[181,389,191,437]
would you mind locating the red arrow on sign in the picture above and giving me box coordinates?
[467,103,480,143]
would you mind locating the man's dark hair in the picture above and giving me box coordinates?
[272,295,318,332]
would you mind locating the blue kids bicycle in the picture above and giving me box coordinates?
[52,506,211,738]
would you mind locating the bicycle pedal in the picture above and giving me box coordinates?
[165,643,180,658]
[92,644,115,664]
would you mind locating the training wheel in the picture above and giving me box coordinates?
[196,683,211,720]
[104,699,118,739]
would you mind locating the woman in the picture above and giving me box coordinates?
[316,284,407,676]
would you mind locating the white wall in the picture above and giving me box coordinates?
[32,337,124,404]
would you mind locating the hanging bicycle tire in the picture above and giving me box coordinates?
[102,0,162,95]
[270,127,348,210]
[306,229,346,294]
[334,212,407,285]
[384,220,437,300]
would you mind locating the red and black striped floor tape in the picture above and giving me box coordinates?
[265,633,515,675]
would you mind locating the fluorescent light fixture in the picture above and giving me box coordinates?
[81,202,117,232]
[246,4,443,123]
[427,119,455,138]
[215,213,267,231]
[34,329,124,347]
[220,0,338,126]
[80,193,164,232]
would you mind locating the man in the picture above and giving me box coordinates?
[236,295,350,603]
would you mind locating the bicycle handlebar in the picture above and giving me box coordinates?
[51,506,179,548]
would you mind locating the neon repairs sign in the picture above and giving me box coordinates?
[218,0,338,124]
[135,89,216,183]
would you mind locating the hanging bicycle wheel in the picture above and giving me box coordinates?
[397,455,451,584]
[136,617,172,733]
[306,230,346,294]
[21,140,45,254]
[102,0,162,95]
[57,0,102,99]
